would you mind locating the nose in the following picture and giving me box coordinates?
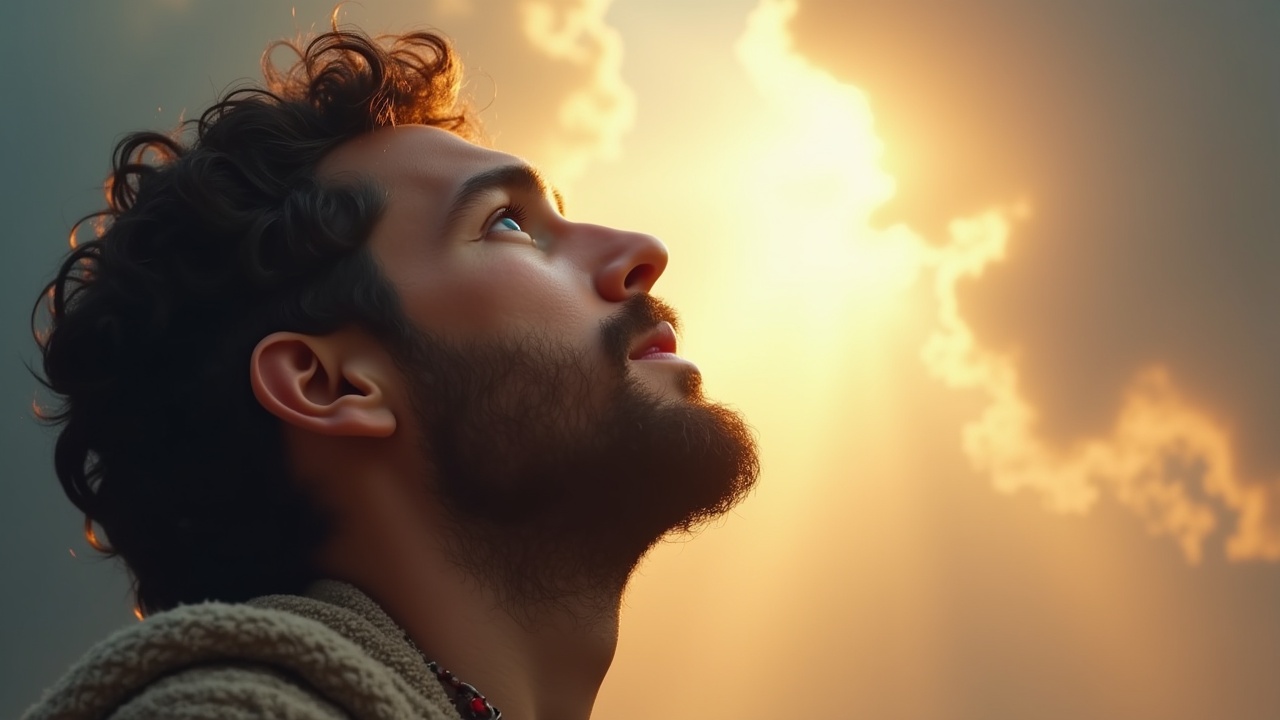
[576,223,669,302]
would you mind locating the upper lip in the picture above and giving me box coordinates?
[628,321,678,359]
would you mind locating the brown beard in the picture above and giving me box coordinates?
[396,295,760,619]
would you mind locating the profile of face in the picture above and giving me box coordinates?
[320,126,759,605]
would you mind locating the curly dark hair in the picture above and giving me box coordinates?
[31,28,478,615]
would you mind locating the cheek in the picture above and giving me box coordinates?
[401,253,595,342]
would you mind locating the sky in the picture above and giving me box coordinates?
[2,1,1279,718]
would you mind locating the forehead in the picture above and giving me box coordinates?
[318,124,518,204]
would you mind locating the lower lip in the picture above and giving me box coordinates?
[634,352,698,368]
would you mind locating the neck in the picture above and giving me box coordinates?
[381,560,620,720]
[317,470,621,720]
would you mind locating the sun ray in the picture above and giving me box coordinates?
[731,0,1280,563]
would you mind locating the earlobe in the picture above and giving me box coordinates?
[250,331,397,438]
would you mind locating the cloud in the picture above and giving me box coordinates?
[923,211,1280,562]
[737,0,1280,563]
[423,0,634,184]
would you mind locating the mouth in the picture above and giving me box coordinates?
[628,321,679,360]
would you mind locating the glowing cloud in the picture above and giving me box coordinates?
[925,210,1280,562]
[521,0,634,180]
[736,0,1280,563]
[428,0,634,184]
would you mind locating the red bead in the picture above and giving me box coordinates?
[469,697,490,716]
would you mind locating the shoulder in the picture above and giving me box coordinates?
[22,603,306,720]
[24,602,390,720]
[25,595,453,720]
[109,664,348,720]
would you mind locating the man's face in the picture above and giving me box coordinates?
[321,125,681,398]
[320,126,758,604]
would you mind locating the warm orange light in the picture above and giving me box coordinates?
[724,0,1270,564]
[735,0,919,316]
[84,518,111,553]
[31,396,49,421]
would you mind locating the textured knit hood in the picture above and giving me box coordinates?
[22,580,459,720]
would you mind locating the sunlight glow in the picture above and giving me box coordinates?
[736,0,922,316]
[733,0,1280,564]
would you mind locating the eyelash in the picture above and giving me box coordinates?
[490,204,529,234]
[496,202,522,221]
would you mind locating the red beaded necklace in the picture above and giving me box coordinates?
[426,660,502,720]
[403,631,502,720]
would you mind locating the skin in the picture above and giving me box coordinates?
[249,125,686,720]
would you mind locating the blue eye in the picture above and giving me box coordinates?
[483,205,537,246]
[494,216,523,232]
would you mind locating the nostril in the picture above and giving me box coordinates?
[623,264,656,291]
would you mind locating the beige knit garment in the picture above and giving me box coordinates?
[22,580,461,720]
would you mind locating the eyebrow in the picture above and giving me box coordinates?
[441,164,566,235]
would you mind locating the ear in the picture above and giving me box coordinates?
[249,330,397,438]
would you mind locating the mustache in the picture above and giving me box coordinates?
[600,294,682,365]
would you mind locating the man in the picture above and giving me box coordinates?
[24,27,758,720]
